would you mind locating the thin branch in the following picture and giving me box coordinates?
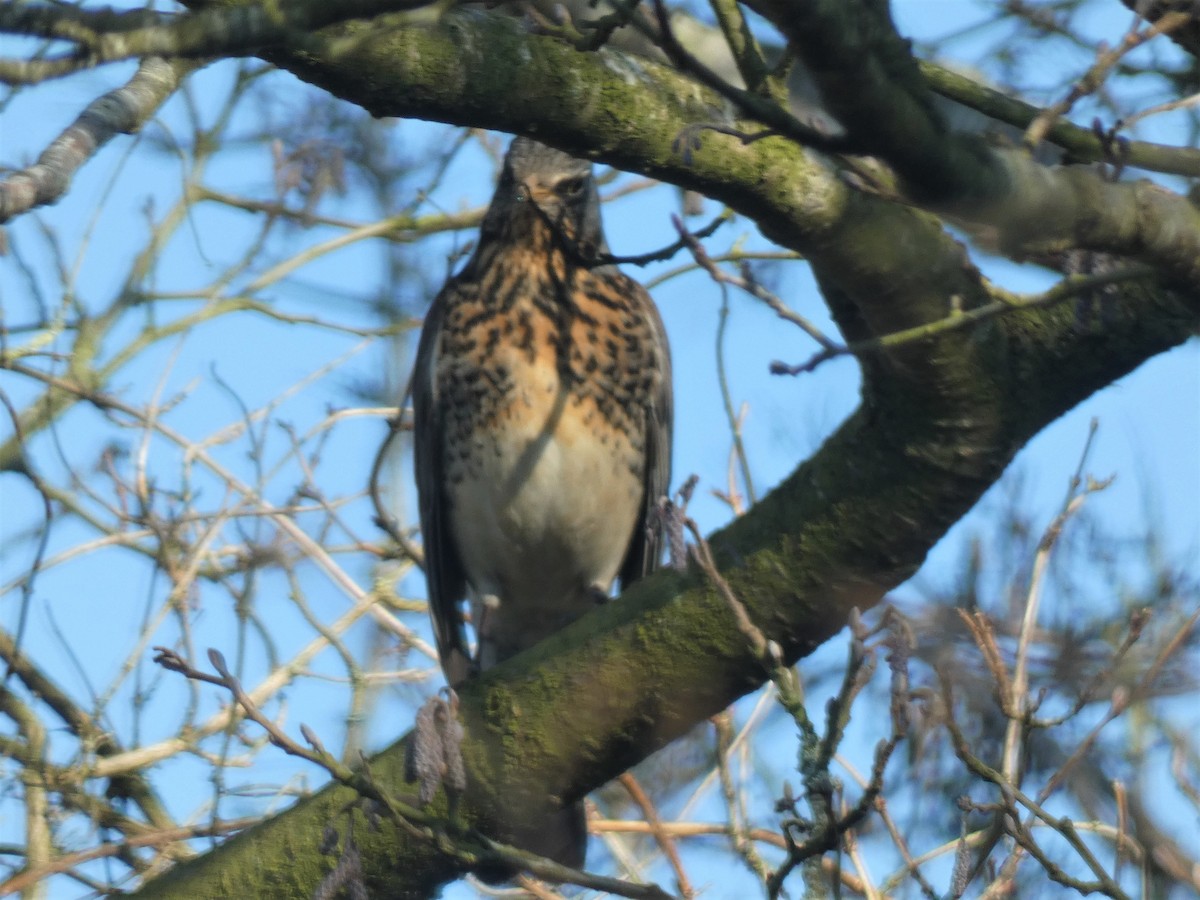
[771,265,1156,377]
[599,209,732,267]
[618,774,695,898]
[152,649,676,898]
[1024,12,1194,149]
[940,677,1131,899]
[918,61,1200,178]
[670,214,834,351]
[1001,421,1103,784]
[0,818,260,896]
[0,58,193,222]
[0,0,438,84]
[647,0,846,153]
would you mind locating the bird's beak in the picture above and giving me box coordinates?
[516,178,555,211]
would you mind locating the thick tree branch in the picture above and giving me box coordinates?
[120,20,1199,891]
[245,10,1200,293]
[740,0,1200,285]
[21,4,1186,895]
[129,258,1196,896]
[0,0,434,83]
[8,3,1197,285]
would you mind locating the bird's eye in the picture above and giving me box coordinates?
[558,177,586,197]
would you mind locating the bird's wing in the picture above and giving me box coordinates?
[413,282,472,684]
[619,280,674,586]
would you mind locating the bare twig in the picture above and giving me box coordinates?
[0,817,259,896]
[618,774,695,898]
[672,214,834,350]
[771,265,1155,377]
[1024,12,1194,150]
[153,648,675,898]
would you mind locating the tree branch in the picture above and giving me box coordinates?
[0,58,193,222]
[740,0,1200,285]
[0,0,436,83]
[13,3,1189,895]
[918,60,1200,179]
[125,187,1197,897]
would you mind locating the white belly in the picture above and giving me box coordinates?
[447,381,643,666]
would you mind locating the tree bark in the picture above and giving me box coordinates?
[129,5,1200,897]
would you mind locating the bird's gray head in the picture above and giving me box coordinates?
[481,137,607,259]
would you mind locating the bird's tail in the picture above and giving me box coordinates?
[479,800,587,882]
[524,801,587,871]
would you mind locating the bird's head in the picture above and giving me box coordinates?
[481,137,608,260]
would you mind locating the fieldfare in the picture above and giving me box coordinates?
[412,136,673,866]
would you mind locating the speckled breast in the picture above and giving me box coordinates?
[435,247,662,650]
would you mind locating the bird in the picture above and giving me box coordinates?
[412,136,672,867]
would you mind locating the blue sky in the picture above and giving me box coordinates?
[1,1,1197,896]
